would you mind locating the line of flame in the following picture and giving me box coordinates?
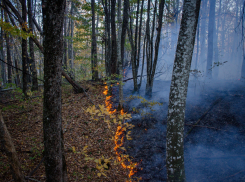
[103,84,138,181]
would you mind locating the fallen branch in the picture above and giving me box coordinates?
[0,111,25,182]
[185,97,223,138]
[223,169,245,180]
[28,157,45,177]
[185,124,226,131]
[195,155,245,160]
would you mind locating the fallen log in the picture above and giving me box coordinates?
[0,111,25,182]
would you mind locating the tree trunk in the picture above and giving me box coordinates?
[117,0,123,108]
[206,0,216,79]
[68,2,74,79]
[63,4,68,70]
[0,1,6,86]
[21,0,28,97]
[91,0,98,81]
[0,111,25,182]
[4,10,12,84]
[145,0,165,97]
[166,0,201,181]
[120,0,129,69]
[28,0,38,91]
[110,0,117,76]
[102,0,111,77]
[42,0,67,181]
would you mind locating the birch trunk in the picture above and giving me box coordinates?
[166,0,201,181]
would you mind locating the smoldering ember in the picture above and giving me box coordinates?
[0,0,245,182]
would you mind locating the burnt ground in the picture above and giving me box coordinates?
[110,80,245,182]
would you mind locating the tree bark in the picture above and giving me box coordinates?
[4,10,12,84]
[21,0,28,97]
[110,0,117,76]
[1,6,6,85]
[121,0,129,68]
[63,4,68,70]
[28,0,38,91]
[91,0,98,81]
[117,0,123,108]
[0,111,25,182]
[42,0,67,181]
[145,0,165,97]
[166,0,201,181]
[206,0,216,79]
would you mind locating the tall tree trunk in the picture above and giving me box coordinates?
[22,0,28,97]
[166,0,201,181]
[4,11,12,84]
[145,0,165,97]
[68,2,74,79]
[0,1,6,86]
[128,17,137,92]
[120,0,129,67]
[206,0,216,79]
[91,0,98,81]
[117,0,123,109]
[240,1,245,80]
[199,0,207,72]
[28,0,38,91]
[63,4,68,70]
[42,0,67,181]
[102,0,111,77]
[213,0,221,79]
[110,0,117,76]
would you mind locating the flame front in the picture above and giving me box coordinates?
[103,84,138,180]
[104,85,116,114]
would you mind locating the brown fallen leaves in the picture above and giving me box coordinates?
[0,81,133,182]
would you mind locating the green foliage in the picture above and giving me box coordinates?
[0,19,34,39]
[126,95,163,118]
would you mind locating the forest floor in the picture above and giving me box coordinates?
[0,81,135,182]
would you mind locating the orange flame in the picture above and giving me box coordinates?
[103,85,116,114]
[103,84,138,180]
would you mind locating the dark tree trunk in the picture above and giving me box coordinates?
[102,0,111,77]
[21,0,28,97]
[206,0,216,79]
[0,2,6,85]
[28,0,38,91]
[166,0,201,181]
[42,0,67,181]
[145,0,165,97]
[121,0,129,67]
[5,34,12,84]
[4,10,12,84]
[15,58,20,86]
[110,0,117,76]
[91,0,98,81]
[68,2,74,78]
[63,5,68,69]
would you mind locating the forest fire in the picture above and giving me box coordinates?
[103,84,138,181]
